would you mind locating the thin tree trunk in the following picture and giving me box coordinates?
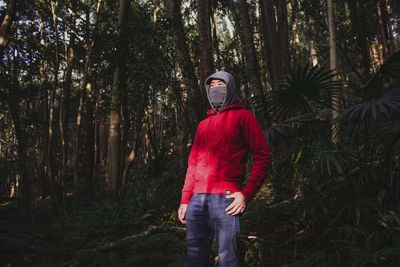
[309,39,318,66]
[290,1,302,65]
[8,54,30,205]
[82,5,96,197]
[107,0,131,198]
[276,0,290,73]
[327,0,342,144]
[211,7,222,69]
[376,0,389,58]
[259,0,279,90]
[379,0,393,54]
[121,90,149,196]
[84,74,95,196]
[198,0,214,104]
[73,75,85,191]
[73,0,102,194]
[98,102,107,169]
[59,0,77,190]
[0,0,17,57]
[39,16,50,199]
[385,0,396,51]
[303,1,365,82]
[304,11,319,66]
[171,72,189,176]
[347,0,371,79]
[49,0,64,215]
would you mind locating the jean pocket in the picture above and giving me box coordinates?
[218,193,234,202]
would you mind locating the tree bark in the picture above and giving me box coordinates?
[83,6,96,197]
[165,0,203,133]
[304,13,318,66]
[347,0,371,79]
[276,0,290,73]
[0,0,17,57]
[290,1,302,65]
[233,0,264,97]
[59,0,77,190]
[259,0,279,89]
[107,0,131,198]
[210,7,222,70]
[49,0,64,215]
[121,89,148,197]
[378,0,393,55]
[327,0,342,144]
[39,16,50,199]
[73,0,102,195]
[8,58,30,205]
[376,0,389,58]
[230,0,266,128]
[198,0,214,105]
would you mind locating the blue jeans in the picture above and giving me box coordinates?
[185,193,242,267]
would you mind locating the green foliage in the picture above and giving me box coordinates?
[267,63,342,121]
[2,0,400,265]
[249,52,400,266]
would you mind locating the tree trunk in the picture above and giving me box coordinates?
[73,74,85,191]
[166,0,203,134]
[59,0,77,190]
[302,1,365,82]
[210,6,222,70]
[347,0,371,79]
[171,72,189,176]
[121,89,149,196]
[8,57,30,205]
[231,0,266,128]
[376,0,389,58]
[39,16,50,199]
[198,0,214,105]
[304,13,318,66]
[290,0,302,65]
[379,0,393,54]
[327,0,342,144]
[259,0,279,89]
[385,0,396,52]
[84,75,95,196]
[73,0,102,195]
[98,99,108,169]
[49,0,64,215]
[276,0,290,73]
[107,0,131,198]
[82,6,96,197]
[0,0,17,57]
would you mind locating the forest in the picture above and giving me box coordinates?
[1,0,400,266]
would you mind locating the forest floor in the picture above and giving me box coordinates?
[1,156,399,266]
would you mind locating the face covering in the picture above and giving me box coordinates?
[209,85,226,112]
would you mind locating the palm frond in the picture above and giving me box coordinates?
[267,63,342,121]
[336,86,400,123]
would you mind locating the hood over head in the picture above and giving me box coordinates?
[205,70,239,113]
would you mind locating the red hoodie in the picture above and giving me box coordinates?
[180,101,272,204]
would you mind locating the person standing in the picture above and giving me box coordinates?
[177,70,272,267]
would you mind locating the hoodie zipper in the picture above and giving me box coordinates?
[214,112,219,131]
[204,111,222,192]
[204,117,211,192]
